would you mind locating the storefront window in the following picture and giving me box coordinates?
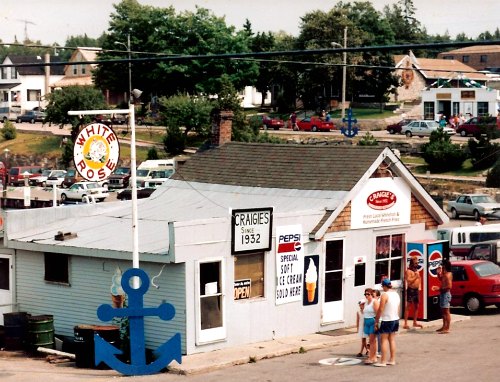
[234,252,264,299]
[477,102,488,116]
[423,102,434,120]
[199,261,223,330]
[374,234,404,284]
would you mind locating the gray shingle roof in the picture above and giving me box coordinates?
[172,142,385,191]
[8,55,65,76]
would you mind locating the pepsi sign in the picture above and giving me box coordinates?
[428,251,443,278]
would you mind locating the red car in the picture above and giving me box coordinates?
[386,118,415,134]
[262,115,285,130]
[455,116,500,138]
[293,116,335,132]
[450,260,500,313]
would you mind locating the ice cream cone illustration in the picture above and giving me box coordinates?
[305,259,318,303]
[110,267,126,308]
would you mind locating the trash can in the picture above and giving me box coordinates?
[74,325,120,369]
[3,312,30,350]
[27,315,54,352]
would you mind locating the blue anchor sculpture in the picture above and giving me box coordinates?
[96,268,182,375]
[340,108,359,138]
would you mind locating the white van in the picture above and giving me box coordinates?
[437,223,500,257]
[136,159,174,187]
[0,106,22,122]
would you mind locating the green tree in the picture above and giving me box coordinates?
[146,146,159,160]
[93,0,258,100]
[467,136,500,170]
[421,128,467,172]
[1,120,17,140]
[382,0,426,45]
[486,160,500,188]
[163,125,185,156]
[44,86,107,143]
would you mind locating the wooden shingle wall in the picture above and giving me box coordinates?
[410,194,439,230]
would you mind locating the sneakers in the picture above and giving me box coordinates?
[373,362,386,367]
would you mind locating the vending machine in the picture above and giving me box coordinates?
[405,240,449,321]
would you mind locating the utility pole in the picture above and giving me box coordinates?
[341,27,347,120]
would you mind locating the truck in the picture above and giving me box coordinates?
[107,167,131,189]
[437,223,500,257]
[136,159,175,187]
[467,240,500,265]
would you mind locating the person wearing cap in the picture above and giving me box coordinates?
[355,298,369,357]
[373,278,401,367]
[403,256,423,329]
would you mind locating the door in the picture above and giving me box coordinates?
[195,258,226,344]
[322,239,344,323]
[0,254,13,326]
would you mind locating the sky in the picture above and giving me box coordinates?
[1,0,499,46]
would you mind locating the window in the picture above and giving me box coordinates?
[11,67,17,79]
[27,89,41,102]
[0,257,9,290]
[477,102,488,116]
[234,252,264,299]
[354,262,366,286]
[423,102,435,120]
[199,261,223,330]
[462,55,470,63]
[480,55,487,63]
[374,234,404,284]
[73,64,78,75]
[1,67,6,79]
[81,64,86,75]
[451,266,468,281]
[452,102,459,116]
[44,253,69,284]
[443,55,454,60]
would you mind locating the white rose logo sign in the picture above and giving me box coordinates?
[73,123,120,182]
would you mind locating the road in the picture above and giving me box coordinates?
[0,308,498,382]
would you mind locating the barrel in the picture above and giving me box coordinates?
[27,315,54,352]
[74,325,120,369]
[3,312,30,350]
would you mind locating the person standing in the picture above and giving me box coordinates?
[356,299,369,357]
[290,112,297,130]
[362,288,379,364]
[432,259,453,334]
[403,256,423,329]
[374,278,400,367]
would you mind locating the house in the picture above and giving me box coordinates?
[437,45,500,72]
[51,47,101,89]
[391,51,498,119]
[0,54,65,113]
[0,113,448,356]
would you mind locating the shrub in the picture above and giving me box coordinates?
[163,125,185,155]
[421,128,467,172]
[147,146,159,160]
[1,120,17,140]
[468,136,499,170]
[357,132,378,146]
[486,160,500,188]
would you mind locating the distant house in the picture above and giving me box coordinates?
[1,112,448,356]
[51,47,101,89]
[437,45,500,72]
[0,54,65,113]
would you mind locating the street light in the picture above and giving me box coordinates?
[114,33,132,104]
[332,27,347,119]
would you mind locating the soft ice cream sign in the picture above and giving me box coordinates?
[351,177,411,229]
[276,225,304,305]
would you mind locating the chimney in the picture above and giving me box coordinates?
[211,110,233,147]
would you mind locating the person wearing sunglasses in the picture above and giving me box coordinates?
[362,288,379,364]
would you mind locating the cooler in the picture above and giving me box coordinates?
[406,240,449,321]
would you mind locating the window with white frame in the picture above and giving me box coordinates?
[10,67,17,79]
[73,64,78,75]
[27,89,41,102]
[374,234,404,284]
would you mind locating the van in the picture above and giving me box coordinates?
[8,166,43,186]
[437,223,500,257]
[0,106,22,122]
[136,159,174,187]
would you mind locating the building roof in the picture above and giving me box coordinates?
[7,55,65,76]
[172,142,386,191]
[440,45,500,54]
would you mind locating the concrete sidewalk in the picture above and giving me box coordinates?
[0,314,469,379]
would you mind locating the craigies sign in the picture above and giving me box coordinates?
[367,190,397,210]
[351,178,410,229]
[73,123,120,182]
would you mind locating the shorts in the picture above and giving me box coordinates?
[377,320,399,334]
[406,288,419,304]
[364,317,376,335]
[440,291,451,309]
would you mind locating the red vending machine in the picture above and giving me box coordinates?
[405,240,449,321]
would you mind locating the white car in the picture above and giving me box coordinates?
[29,169,53,186]
[44,170,67,187]
[402,120,455,138]
[58,181,109,202]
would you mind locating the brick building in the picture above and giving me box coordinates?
[437,45,500,71]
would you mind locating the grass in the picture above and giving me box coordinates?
[401,156,488,177]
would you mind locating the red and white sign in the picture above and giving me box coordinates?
[351,178,410,229]
[73,123,120,182]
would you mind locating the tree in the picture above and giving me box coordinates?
[1,120,17,140]
[421,128,467,172]
[486,160,500,188]
[93,0,258,100]
[467,136,500,170]
[43,86,107,143]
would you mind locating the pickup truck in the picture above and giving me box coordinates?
[108,167,131,189]
[447,193,500,221]
[467,240,500,265]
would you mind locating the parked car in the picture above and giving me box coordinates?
[61,168,84,188]
[45,170,68,187]
[447,193,500,221]
[455,116,500,138]
[293,117,335,132]
[16,110,46,124]
[402,120,455,137]
[108,167,131,189]
[58,181,109,202]
[248,115,285,130]
[7,166,43,186]
[29,169,66,187]
[386,118,415,134]
[450,260,500,313]
[143,169,174,188]
[116,187,156,200]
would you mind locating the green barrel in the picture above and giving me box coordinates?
[27,315,54,352]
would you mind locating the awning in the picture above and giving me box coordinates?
[0,82,21,89]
